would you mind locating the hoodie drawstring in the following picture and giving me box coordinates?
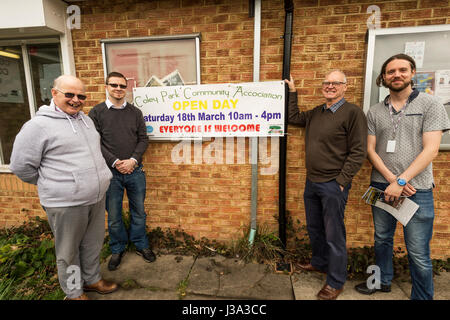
[80,115,90,129]
[65,114,77,133]
[65,113,90,133]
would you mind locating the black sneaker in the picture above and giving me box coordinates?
[136,248,156,263]
[354,282,391,295]
[108,251,126,271]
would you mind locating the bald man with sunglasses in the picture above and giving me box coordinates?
[10,75,117,300]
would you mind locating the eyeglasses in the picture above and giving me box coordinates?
[55,88,87,100]
[322,81,346,87]
[108,83,127,89]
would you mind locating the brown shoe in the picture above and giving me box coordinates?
[317,284,343,300]
[64,293,89,300]
[83,279,118,294]
[295,263,326,274]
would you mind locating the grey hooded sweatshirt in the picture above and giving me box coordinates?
[10,104,112,207]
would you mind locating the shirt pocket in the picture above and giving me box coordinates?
[403,113,423,133]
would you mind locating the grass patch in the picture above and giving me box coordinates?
[228,224,289,264]
[177,277,189,300]
[0,217,64,300]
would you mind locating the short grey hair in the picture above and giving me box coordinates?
[53,74,84,90]
[324,70,347,83]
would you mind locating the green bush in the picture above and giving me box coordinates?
[0,217,64,300]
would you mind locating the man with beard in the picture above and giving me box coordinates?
[89,72,155,271]
[286,70,367,300]
[355,54,450,299]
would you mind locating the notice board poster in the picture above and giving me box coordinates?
[133,81,285,139]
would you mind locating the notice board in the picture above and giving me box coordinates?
[363,24,450,150]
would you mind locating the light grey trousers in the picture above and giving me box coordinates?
[44,197,106,298]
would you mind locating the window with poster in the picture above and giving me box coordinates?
[0,39,63,167]
[363,24,450,150]
[101,34,201,105]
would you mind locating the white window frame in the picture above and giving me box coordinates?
[101,33,202,142]
[0,35,75,172]
[101,33,202,88]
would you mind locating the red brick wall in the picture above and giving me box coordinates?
[1,0,449,259]
[285,0,450,259]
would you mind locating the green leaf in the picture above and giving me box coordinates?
[23,267,35,278]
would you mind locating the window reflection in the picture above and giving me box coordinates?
[0,43,62,164]
[0,46,30,164]
[28,44,62,110]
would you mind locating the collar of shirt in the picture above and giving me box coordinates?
[106,98,127,110]
[323,98,346,113]
[50,99,79,119]
[383,88,419,109]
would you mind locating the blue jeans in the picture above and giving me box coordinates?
[303,179,351,290]
[106,165,149,254]
[371,181,434,300]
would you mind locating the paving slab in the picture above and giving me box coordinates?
[85,253,449,301]
[291,271,409,300]
[188,257,293,300]
[86,287,179,300]
[183,293,237,300]
[434,272,450,300]
[394,272,450,300]
[291,271,328,300]
[342,279,408,300]
[99,253,194,291]
[187,255,226,296]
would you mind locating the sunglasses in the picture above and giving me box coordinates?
[55,88,87,100]
[322,81,346,87]
[108,83,127,89]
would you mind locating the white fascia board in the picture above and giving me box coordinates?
[0,0,66,35]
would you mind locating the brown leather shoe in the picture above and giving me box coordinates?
[295,263,326,274]
[317,283,343,300]
[83,279,118,294]
[64,293,89,300]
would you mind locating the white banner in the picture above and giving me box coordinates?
[133,81,285,138]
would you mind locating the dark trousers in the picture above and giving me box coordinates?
[303,179,351,289]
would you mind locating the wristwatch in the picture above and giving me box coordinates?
[397,177,407,186]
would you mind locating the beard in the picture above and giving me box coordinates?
[385,79,412,92]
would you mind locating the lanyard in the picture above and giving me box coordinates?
[388,101,407,139]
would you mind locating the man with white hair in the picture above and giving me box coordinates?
[10,75,117,300]
[285,70,367,300]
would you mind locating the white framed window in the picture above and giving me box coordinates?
[101,34,202,103]
[0,37,75,170]
[0,0,76,170]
